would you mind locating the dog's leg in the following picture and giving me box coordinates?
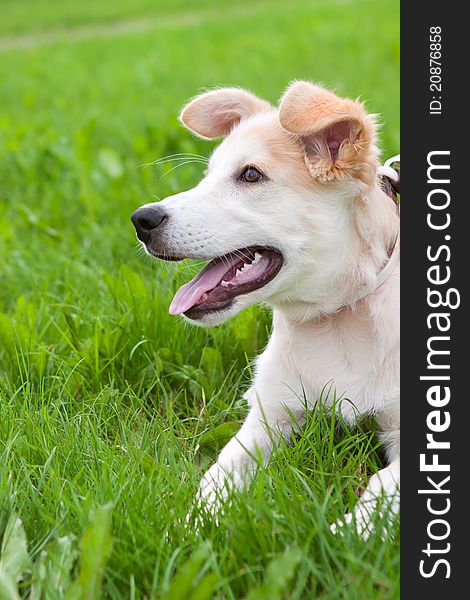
[196,388,300,514]
[332,426,400,538]
[343,457,400,538]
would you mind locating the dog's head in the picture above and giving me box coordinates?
[132,81,398,325]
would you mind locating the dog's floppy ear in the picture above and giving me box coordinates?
[180,88,273,140]
[279,81,377,182]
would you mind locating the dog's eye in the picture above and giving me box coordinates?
[239,166,264,183]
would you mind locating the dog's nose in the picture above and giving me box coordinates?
[131,205,168,243]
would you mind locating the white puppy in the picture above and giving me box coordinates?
[131,81,400,535]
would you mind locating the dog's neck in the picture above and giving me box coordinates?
[274,257,399,331]
[274,181,400,324]
[343,193,400,307]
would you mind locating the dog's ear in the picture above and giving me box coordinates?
[180,88,272,140]
[279,81,377,182]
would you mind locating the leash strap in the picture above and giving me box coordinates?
[378,154,400,209]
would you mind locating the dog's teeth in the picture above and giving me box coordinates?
[235,268,242,277]
[253,252,262,264]
[221,280,229,287]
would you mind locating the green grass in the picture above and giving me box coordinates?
[0,0,399,597]
[0,0,268,37]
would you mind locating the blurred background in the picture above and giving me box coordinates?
[0,0,399,380]
[0,1,399,597]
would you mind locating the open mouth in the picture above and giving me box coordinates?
[168,246,283,319]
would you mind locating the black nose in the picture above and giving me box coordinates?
[131,205,168,243]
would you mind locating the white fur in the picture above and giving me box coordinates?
[138,85,400,536]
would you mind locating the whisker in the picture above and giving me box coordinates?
[159,160,206,180]
[139,153,208,170]
[153,157,207,167]
[154,152,207,161]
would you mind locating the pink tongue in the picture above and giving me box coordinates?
[169,255,239,315]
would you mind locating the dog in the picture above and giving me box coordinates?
[131,81,400,536]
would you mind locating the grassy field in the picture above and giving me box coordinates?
[0,0,399,597]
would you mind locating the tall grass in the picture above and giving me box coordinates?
[0,0,399,597]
